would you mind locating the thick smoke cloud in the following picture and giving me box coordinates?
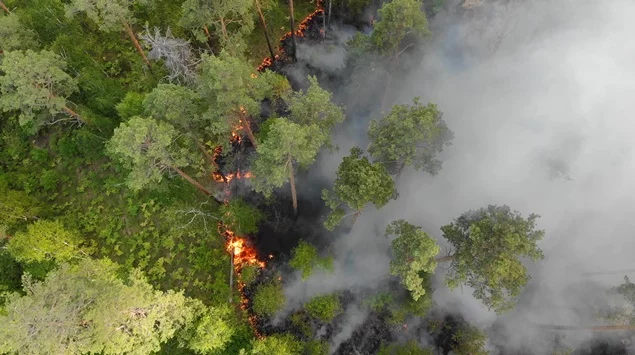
[282,0,635,352]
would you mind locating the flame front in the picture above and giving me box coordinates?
[257,0,325,72]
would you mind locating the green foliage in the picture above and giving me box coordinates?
[304,339,329,355]
[388,291,433,324]
[286,75,345,148]
[240,264,259,286]
[251,118,325,197]
[305,294,342,322]
[178,301,235,354]
[440,205,545,313]
[289,240,333,279]
[0,186,42,234]
[0,50,79,134]
[0,13,38,52]
[180,0,254,54]
[8,220,89,263]
[451,324,488,355]
[116,92,147,119]
[368,98,453,175]
[378,340,432,355]
[253,279,286,316]
[106,116,192,191]
[250,334,303,355]
[604,276,635,325]
[143,83,204,131]
[65,0,148,31]
[0,258,196,354]
[0,250,22,313]
[220,199,264,236]
[371,0,430,56]
[322,147,397,230]
[198,52,288,151]
[385,220,439,301]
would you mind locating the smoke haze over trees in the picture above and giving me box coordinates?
[2,0,635,354]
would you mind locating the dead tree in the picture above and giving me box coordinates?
[140,27,200,85]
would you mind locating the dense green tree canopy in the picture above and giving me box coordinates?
[371,0,430,56]
[219,198,264,236]
[0,258,195,354]
[65,0,148,32]
[251,118,325,213]
[440,205,545,313]
[7,220,88,263]
[385,220,440,301]
[286,75,345,148]
[143,83,204,131]
[178,302,235,354]
[305,294,342,322]
[322,147,397,230]
[198,51,288,149]
[252,279,286,316]
[0,50,80,133]
[106,116,191,191]
[250,334,303,355]
[0,13,38,52]
[180,0,254,53]
[0,187,41,234]
[289,240,333,279]
[369,98,453,175]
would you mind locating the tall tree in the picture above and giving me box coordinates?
[288,0,297,59]
[65,0,153,68]
[254,0,276,60]
[0,50,82,134]
[378,340,432,355]
[0,13,38,53]
[439,205,545,313]
[251,118,325,214]
[322,147,397,231]
[0,259,196,354]
[106,116,214,198]
[180,0,254,55]
[368,98,453,176]
[286,75,345,148]
[7,220,89,263]
[198,52,289,150]
[370,0,429,57]
[177,302,234,354]
[385,220,440,301]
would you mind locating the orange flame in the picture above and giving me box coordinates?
[257,0,325,72]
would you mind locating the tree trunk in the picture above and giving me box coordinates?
[255,0,276,61]
[170,165,221,204]
[229,245,234,303]
[62,106,85,124]
[288,157,298,215]
[122,20,152,70]
[328,0,332,27]
[203,25,212,40]
[0,1,9,14]
[220,17,228,41]
[238,112,258,149]
[196,140,218,170]
[395,161,406,179]
[435,255,455,263]
[288,0,297,60]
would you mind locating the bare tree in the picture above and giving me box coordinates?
[140,27,200,85]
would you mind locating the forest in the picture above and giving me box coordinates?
[2,0,635,354]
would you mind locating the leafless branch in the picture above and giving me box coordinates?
[140,26,200,85]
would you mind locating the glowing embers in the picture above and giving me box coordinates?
[256,0,325,72]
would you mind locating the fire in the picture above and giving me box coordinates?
[256,0,325,72]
